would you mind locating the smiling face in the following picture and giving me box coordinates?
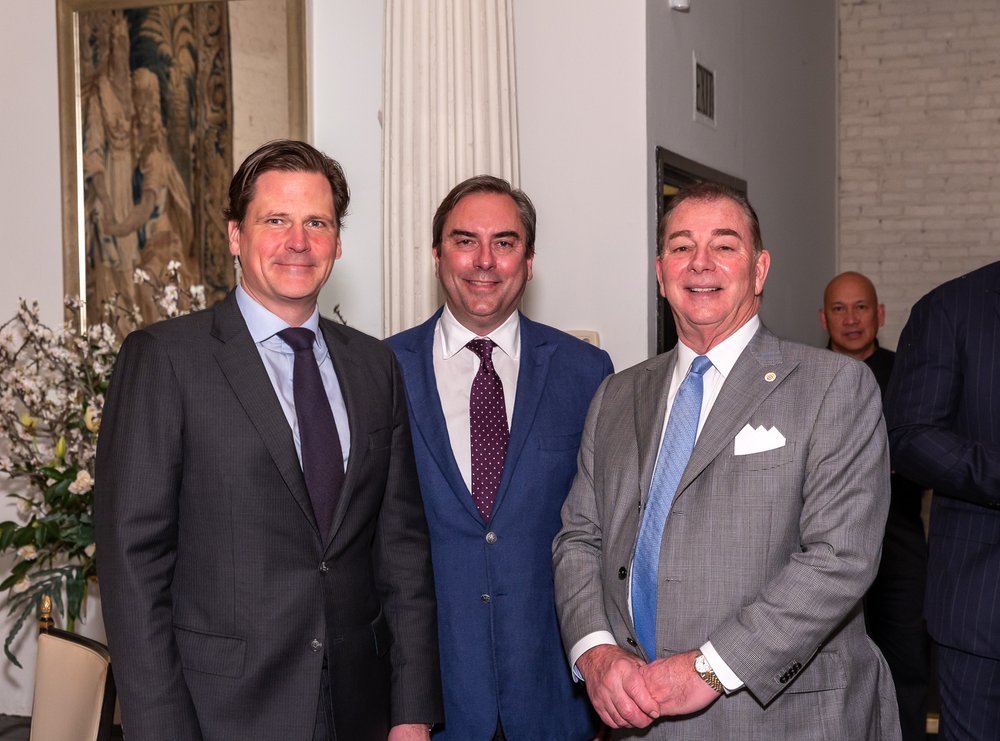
[228,169,341,326]
[819,272,884,360]
[656,196,770,353]
[434,191,533,335]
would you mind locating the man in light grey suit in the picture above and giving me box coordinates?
[553,182,901,739]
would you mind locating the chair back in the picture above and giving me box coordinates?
[29,595,116,741]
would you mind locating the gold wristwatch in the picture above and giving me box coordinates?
[694,652,724,693]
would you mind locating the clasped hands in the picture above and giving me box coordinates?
[576,645,722,729]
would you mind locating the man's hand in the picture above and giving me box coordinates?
[639,649,722,717]
[387,723,431,740]
[576,644,660,729]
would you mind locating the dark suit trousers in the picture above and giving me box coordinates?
[937,645,1000,741]
[314,661,335,741]
[864,498,929,741]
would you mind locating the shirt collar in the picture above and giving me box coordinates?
[675,315,760,379]
[438,304,521,362]
[235,284,321,346]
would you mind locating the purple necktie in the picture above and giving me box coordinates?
[278,327,345,537]
[467,338,509,521]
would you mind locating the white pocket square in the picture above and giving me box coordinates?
[734,424,786,455]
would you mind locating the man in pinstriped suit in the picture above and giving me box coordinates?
[885,260,1000,741]
[553,182,901,739]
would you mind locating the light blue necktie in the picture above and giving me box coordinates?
[631,354,712,659]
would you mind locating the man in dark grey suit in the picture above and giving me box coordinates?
[96,140,442,740]
[886,260,1000,741]
[553,182,900,739]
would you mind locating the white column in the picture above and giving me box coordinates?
[382,0,520,335]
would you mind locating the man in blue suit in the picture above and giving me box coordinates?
[885,260,1000,741]
[388,176,613,739]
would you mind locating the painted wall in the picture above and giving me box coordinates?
[646,0,837,351]
[513,0,650,371]
[0,1,64,714]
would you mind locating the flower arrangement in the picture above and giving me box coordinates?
[0,263,205,666]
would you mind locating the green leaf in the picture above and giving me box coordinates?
[11,527,35,548]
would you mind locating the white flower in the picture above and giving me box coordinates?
[16,545,37,560]
[16,498,33,519]
[159,284,180,317]
[68,469,94,495]
[133,268,152,285]
[166,260,182,278]
[12,577,30,594]
[84,543,96,558]
[190,285,207,311]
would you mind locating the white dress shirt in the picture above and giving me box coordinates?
[432,305,520,491]
[570,316,761,692]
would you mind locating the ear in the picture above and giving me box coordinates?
[525,253,534,282]
[432,245,441,279]
[227,220,241,257]
[654,255,668,298]
[818,308,829,333]
[877,303,886,328]
[334,234,343,261]
[753,250,771,295]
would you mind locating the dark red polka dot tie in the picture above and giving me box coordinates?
[467,338,509,521]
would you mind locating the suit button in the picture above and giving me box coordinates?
[618,567,627,580]
[626,637,637,647]
[485,531,498,544]
[319,561,329,573]
[481,594,491,603]
[310,638,323,653]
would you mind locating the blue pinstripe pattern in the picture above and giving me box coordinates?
[885,260,1000,740]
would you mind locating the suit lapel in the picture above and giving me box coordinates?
[492,315,556,518]
[675,326,798,497]
[211,293,317,533]
[394,312,482,523]
[320,319,367,547]
[634,350,678,506]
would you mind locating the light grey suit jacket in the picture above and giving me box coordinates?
[553,325,901,740]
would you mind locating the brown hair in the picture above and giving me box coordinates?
[225,139,350,229]
[657,181,762,257]
[432,175,537,257]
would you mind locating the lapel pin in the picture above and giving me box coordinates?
[764,371,776,383]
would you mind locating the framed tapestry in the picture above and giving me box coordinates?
[56,0,307,330]
[654,147,747,354]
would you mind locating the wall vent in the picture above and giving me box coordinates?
[695,62,715,122]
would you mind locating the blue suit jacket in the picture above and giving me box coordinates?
[388,309,613,740]
[885,260,1000,659]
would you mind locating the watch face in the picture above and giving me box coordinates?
[695,654,710,673]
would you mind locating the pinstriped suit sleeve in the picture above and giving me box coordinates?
[885,286,1000,506]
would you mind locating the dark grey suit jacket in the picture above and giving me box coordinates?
[95,292,442,740]
[554,325,901,740]
[886,260,1000,659]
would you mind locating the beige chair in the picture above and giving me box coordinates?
[29,594,116,741]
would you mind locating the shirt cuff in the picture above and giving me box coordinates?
[700,640,744,693]
[568,631,618,682]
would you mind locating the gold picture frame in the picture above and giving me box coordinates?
[56,0,307,330]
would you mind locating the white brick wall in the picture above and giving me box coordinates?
[839,0,1000,348]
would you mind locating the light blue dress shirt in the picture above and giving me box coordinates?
[235,285,350,469]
